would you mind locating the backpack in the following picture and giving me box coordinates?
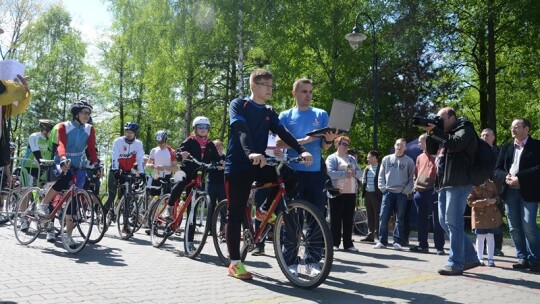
[470,134,495,186]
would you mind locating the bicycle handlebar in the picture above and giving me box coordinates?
[265,156,305,166]
[183,156,220,170]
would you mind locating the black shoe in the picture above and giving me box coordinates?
[512,260,530,269]
[409,246,429,253]
[494,249,504,256]
[438,265,463,276]
[360,237,374,242]
[251,247,265,256]
[463,261,482,271]
[530,263,540,272]
[436,249,445,255]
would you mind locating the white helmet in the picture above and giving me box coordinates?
[155,130,168,142]
[192,116,210,127]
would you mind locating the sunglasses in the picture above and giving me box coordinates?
[79,110,91,115]
[197,125,210,130]
[339,142,349,147]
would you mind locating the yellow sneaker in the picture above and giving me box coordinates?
[255,208,276,225]
[228,262,253,280]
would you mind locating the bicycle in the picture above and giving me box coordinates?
[138,175,176,235]
[149,157,216,258]
[212,156,333,289]
[115,172,145,240]
[353,196,369,236]
[13,160,94,253]
[85,164,108,244]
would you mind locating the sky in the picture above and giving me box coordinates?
[61,0,113,63]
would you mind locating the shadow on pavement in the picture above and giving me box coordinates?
[242,272,460,304]
[40,243,128,267]
[467,271,540,288]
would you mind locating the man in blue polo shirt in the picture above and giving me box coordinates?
[276,78,338,215]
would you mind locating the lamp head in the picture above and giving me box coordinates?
[345,25,367,50]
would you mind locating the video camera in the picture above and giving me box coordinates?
[412,115,444,129]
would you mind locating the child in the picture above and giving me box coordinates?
[467,179,503,266]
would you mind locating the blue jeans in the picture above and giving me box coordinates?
[438,185,478,269]
[504,188,540,264]
[378,191,407,246]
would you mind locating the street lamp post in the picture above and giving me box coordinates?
[345,12,379,151]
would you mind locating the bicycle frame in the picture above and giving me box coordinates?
[243,161,289,250]
[164,169,203,230]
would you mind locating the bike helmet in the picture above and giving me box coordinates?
[155,130,168,142]
[38,119,55,132]
[70,99,93,117]
[124,121,140,133]
[192,116,210,127]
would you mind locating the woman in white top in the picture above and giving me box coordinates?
[326,136,362,252]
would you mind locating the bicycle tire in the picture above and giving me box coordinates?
[87,192,107,244]
[212,199,231,266]
[1,190,20,225]
[184,194,210,258]
[13,187,43,245]
[133,194,147,232]
[150,194,170,247]
[353,208,368,236]
[117,195,138,240]
[62,189,94,253]
[273,200,333,289]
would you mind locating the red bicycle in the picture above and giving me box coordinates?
[149,157,217,258]
[212,157,333,289]
[13,160,94,254]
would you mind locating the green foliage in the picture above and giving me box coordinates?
[7,0,539,163]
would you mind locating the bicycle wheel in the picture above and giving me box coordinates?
[184,194,210,258]
[116,195,138,240]
[212,199,231,266]
[62,189,94,253]
[1,190,20,225]
[133,194,148,232]
[13,187,43,245]
[150,194,170,247]
[88,192,107,244]
[273,200,333,289]
[353,208,369,236]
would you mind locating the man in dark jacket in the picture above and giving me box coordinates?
[494,118,540,272]
[424,107,480,275]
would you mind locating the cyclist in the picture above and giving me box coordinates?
[20,119,55,187]
[224,68,312,280]
[146,130,177,196]
[36,99,99,245]
[162,116,222,220]
[104,122,145,213]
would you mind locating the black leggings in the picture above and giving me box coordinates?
[225,164,297,260]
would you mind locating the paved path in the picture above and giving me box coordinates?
[1,223,539,303]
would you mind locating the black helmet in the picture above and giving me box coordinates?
[155,130,168,142]
[70,99,93,117]
[39,119,55,132]
[124,121,140,133]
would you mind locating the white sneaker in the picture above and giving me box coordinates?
[345,246,359,252]
[161,206,173,220]
[37,203,50,218]
[65,236,78,248]
[373,242,386,249]
[288,264,298,276]
[46,231,56,242]
[393,243,402,250]
[20,220,30,232]
[306,263,321,276]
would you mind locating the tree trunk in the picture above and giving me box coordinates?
[487,0,497,139]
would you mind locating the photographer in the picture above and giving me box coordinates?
[419,107,480,275]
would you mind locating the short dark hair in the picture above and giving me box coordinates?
[514,118,531,129]
[368,150,379,161]
[250,69,273,84]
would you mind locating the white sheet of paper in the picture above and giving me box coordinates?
[0,60,25,81]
